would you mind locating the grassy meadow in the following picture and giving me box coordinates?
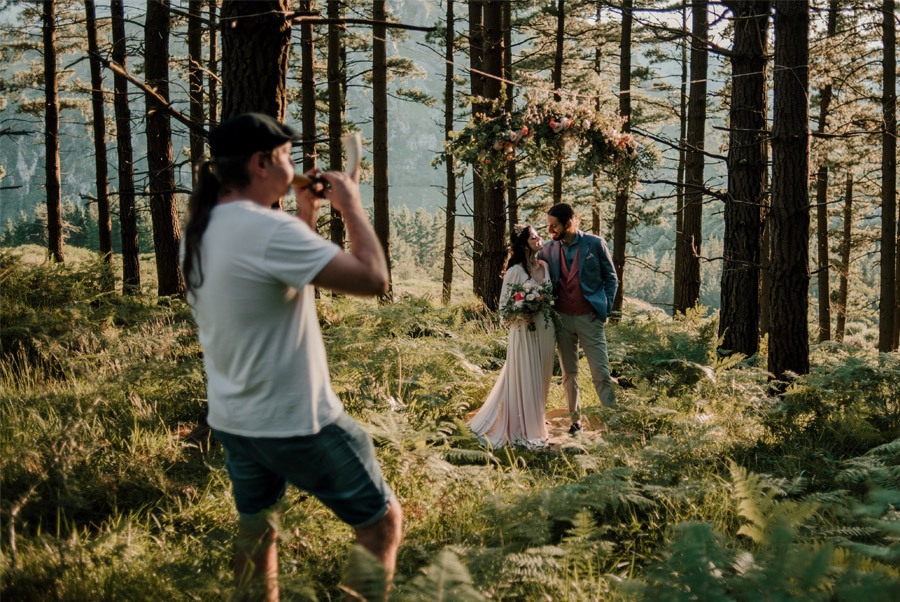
[1,245,899,601]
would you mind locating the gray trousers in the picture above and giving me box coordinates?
[557,312,616,420]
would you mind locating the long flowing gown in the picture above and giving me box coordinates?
[469,261,556,448]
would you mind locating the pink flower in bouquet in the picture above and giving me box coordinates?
[493,140,504,150]
[508,130,519,142]
[501,281,558,332]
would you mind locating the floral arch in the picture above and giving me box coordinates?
[445,94,641,184]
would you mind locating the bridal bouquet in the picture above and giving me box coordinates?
[500,280,556,331]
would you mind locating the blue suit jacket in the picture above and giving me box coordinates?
[539,232,619,321]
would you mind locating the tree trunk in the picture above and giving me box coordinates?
[188,0,205,183]
[220,0,291,120]
[591,4,605,237]
[551,0,564,204]
[442,0,457,306]
[674,0,708,313]
[327,0,345,247]
[719,0,769,357]
[208,0,219,128]
[477,0,506,311]
[111,0,140,293]
[300,0,316,174]
[759,137,772,334]
[468,1,487,301]
[42,0,63,263]
[372,0,392,299]
[673,0,688,311]
[880,0,897,350]
[611,0,632,316]
[85,0,112,264]
[835,174,853,342]
[145,0,184,297]
[504,0,517,239]
[769,0,810,382]
[813,0,838,343]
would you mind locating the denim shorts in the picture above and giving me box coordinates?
[213,412,395,529]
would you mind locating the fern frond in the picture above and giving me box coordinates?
[398,549,486,601]
[444,448,500,467]
[341,545,387,602]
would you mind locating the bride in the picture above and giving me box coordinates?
[469,224,556,448]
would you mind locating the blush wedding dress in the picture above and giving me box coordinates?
[469,260,556,448]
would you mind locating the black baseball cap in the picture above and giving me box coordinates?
[208,112,300,157]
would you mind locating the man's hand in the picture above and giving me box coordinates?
[295,168,324,228]
[318,169,362,216]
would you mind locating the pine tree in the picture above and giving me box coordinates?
[42,0,63,262]
[144,0,184,297]
[769,0,810,382]
[674,0,708,314]
[719,0,770,357]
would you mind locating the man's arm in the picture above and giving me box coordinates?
[307,171,389,296]
[596,238,618,305]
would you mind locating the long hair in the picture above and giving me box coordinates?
[182,154,254,294]
[506,224,534,279]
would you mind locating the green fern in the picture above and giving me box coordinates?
[398,549,485,601]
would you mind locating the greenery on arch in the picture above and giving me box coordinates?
[443,93,645,184]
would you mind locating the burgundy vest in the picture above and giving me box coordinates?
[557,249,594,315]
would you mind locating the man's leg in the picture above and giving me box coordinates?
[556,313,582,423]
[235,509,280,602]
[354,499,403,584]
[579,315,616,408]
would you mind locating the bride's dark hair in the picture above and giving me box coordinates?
[507,224,535,279]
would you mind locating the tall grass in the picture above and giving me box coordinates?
[1,247,898,600]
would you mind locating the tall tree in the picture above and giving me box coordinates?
[208,0,219,128]
[188,0,205,182]
[220,0,291,119]
[111,0,140,293]
[373,0,392,297]
[835,173,853,342]
[881,0,898,350]
[299,1,316,175]
[145,0,184,297]
[442,0,457,306]
[673,1,689,309]
[719,0,770,356]
[674,0,708,313]
[504,0,517,238]
[327,0,345,247]
[84,0,112,263]
[468,1,487,301]
[42,0,63,262]
[759,145,772,335]
[769,0,810,381]
[551,0,565,204]
[611,0,632,316]
[813,0,838,343]
[476,0,506,310]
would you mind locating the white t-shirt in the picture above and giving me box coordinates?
[186,201,341,437]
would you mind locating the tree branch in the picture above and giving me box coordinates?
[96,53,208,138]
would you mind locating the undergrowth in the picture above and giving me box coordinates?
[1,249,898,600]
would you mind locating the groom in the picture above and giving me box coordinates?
[540,203,618,435]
